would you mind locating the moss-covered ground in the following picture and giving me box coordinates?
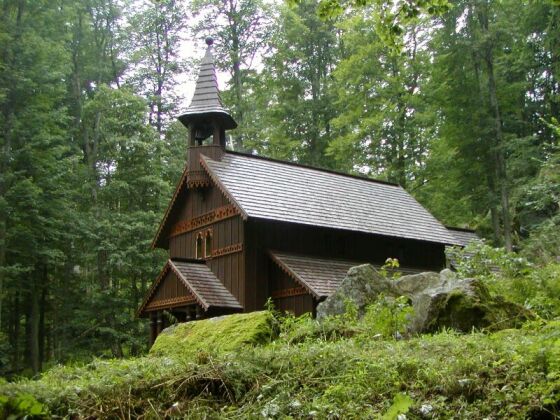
[1,310,559,419]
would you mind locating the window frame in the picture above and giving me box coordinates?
[205,229,213,259]
[195,232,204,259]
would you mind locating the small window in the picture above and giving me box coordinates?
[205,230,213,258]
[196,233,203,259]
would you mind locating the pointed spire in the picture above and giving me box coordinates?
[178,37,237,130]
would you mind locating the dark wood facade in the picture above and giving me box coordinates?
[139,171,447,334]
[269,260,315,317]
[243,219,446,314]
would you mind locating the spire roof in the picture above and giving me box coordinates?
[178,37,237,130]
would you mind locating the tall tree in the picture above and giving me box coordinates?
[0,0,76,374]
[415,0,560,250]
[242,0,341,166]
[327,9,434,187]
[125,0,187,135]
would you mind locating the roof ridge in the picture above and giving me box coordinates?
[224,150,400,187]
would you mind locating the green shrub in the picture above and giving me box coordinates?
[0,393,48,418]
[2,310,560,418]
[448,242,560,319]
[362,294,414,338]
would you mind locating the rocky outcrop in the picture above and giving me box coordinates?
[316,266,533,333]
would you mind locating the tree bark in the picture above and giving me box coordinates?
[28,268,41,374]
[39,264,47,370]
[477,0,513,251]
[228,0,244,150]
[11,292,20,372]
[486,174,502,243]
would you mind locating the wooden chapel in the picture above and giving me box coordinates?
[137,38,469,344]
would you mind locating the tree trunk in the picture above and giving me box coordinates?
[486,173,502,243]
[38,264,47,369]
[478,0,513,251]
[11,292,20,372]
[229,5,244,150]
[391,58,407,188]
[28,269,41,374]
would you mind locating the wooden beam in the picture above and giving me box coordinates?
[170,204,239,237]
[145,295,197,311]
[211,243,243,258]
[271,287,308,299]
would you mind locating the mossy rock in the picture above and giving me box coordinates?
[149,311,276,359]
[318,266,534,333]
[423,287,534,333]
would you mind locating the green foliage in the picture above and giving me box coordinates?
[125,0,187,133]
[0,393,48,418]
[290,0,450,52]
[448,242,560,320]
[447,241,532,280]
[379,257,402,279]
[382,393,413,420]
[329,9,437,186]
[242,0,341,165]
[363,294,414,338]
[518,140,560,262]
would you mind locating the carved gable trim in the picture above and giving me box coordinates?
[271,287,308,299]
[170,204,239,237]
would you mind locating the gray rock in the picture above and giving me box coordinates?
[392,271,442,296]
[316,264,392,319]
[316,265,533,333]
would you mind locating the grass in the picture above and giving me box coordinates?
[6,245,559,418]
[1,311,559,419]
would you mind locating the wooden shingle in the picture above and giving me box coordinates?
[270,252,427,299]
[202,152,457,245]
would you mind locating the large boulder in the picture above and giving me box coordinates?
[150,311,275,359]
[314,265,393,319]
[316,266,533,333]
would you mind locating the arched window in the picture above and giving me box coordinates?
[196,233,203,259]
[205,230,213,258]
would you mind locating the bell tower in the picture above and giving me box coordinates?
[179,37,237,188]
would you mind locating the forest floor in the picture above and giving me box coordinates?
[1,310,559,419]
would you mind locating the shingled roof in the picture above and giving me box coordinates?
[178,37,237,130]
[171,260,242,309]
[269,252,426,298]
[201,152,457,245]
[138,259,242,316]
[447,227,480,247]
